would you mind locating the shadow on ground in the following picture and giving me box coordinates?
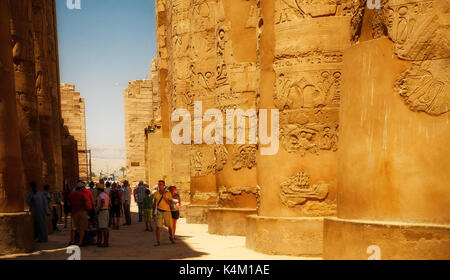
[2,212,207,260]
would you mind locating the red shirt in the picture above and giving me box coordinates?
[68,190,87,214]
[84,189,94,209]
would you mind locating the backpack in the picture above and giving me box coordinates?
[111,189,121,206]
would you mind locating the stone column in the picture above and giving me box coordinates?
[182,0,220,224]
[46,0,63,190]
[245,0,363,256]
[32,0,57,189]
[207,0,259,236]
[10,0,44,196]
[0,0,34,255]
[323,1,450,260]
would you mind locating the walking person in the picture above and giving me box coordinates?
[26,182,49,243]
[96,184,110,247]
[134,181,147,222]
[122,180,132,225]
[143,189,154,232]
[152,180,174,246]
[109,182,122,230]
[169,186,181,239]
[68,184,89,246]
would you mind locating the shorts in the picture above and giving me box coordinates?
[156,210,172,228]
[97,210,109,229]
[144,209,152,223]
[171,211,180,220]
[72,211,88,231]
[111,205,121,217]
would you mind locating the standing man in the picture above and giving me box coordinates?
[134,181,147,222]
[68,184,90,246]
[109,182,122,230]
[96,184,110,247]
[122,180,132,225]
[26,182,49,243]
[152,180,174,246]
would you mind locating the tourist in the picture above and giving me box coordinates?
[62,184,71,228]
[26,182,49,243]
[105,181,114,227]
[122,180,132,225]
[169,186,181,239]
[110,182,122,230]
[72,181,84,192]
[68,183,89,246]
[143,189,154,232]
[96,184,110,247]
[54,187,63,223]
[83,182,95,222]
[152,180,174,246]
[134,181,147,222]
[89,181,97,201]
[43,185,59,232]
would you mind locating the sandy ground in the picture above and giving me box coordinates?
[1,205,317,260]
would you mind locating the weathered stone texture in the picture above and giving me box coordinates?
[60,83,88,182]
[124,79,155,187]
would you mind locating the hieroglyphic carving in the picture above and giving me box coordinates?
[276,68,340,155]
[215,144,228,172]
[190,146,217,177]
[232,145,257,171]
[280,172,330,207]
[375,0,450,60]
[395,59,449,116]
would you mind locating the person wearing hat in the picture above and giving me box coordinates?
[96,183,110,247]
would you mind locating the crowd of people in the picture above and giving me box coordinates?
[26,179,181,248]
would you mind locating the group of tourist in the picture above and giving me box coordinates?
[26,179,181,248]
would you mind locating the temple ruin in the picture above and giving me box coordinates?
[60,83,88,182]
[0,0,80,255]
[123,0,449,259]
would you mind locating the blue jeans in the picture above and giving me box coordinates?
[137,202,143,222]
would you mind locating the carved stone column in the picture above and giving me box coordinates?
[10,0,44,194]
[207,0,259,236]
[245,0,364,256]
[0,0,34,255]
[32,0,57,189]
[323,1,450,260]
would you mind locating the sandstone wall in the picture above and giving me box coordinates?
[60,83,88,182]
[124,79,154,187]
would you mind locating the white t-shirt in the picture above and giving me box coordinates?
[97,192,110,210]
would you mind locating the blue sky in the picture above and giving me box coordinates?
[56,0,156,146]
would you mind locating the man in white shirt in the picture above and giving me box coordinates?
[96,184,110,247]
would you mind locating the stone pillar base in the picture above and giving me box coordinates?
[323,217,450,260]
[186,205,217,224]
[208,208,257,236]
[0,212,34,255]
[245,215,323,257]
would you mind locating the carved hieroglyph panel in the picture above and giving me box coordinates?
[275,66,341,155]
[190,146,217,177]
[215,144,228,172]
[375,0,450,60]
[280,172,329,207]
[395,59,449,116]
[232,145,257,170]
